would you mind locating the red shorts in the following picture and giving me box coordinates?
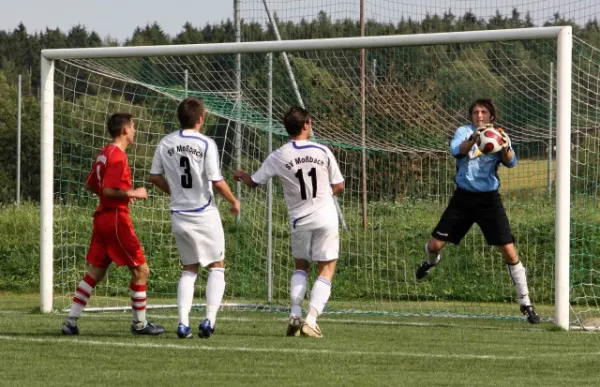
[86,209,146,267]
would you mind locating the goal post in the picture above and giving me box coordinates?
[40,56,54,313]
[40,26,573,329]
[554,27,573,330]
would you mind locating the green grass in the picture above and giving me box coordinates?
[2,191,600,319]
[1,293,600,386]
[498,158,555,192]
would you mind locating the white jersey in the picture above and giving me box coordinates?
[150,129,223,217]
[252,140,344,231]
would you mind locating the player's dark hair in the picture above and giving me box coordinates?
[283,106,311,137]
[106,113,133,138]
[177,98,205,129]
[468,99,497,122]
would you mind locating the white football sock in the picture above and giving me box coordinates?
[290,270,308,318]
[177,270,197,327]
[507,261,531,306]
[306,276,331,327]
[206,268,225,327]
[425,243,441,265]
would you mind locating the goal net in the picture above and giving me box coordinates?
[42,27,595,329]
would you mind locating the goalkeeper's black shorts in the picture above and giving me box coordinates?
[431,187,514,246]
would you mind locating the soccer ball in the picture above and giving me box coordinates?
[477,128,504,154]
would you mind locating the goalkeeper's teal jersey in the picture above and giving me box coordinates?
[449,124,517,192]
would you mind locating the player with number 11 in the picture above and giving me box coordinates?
[235,106,344,338]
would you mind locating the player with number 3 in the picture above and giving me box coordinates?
[150,98,240,339]
[235,106,344,338]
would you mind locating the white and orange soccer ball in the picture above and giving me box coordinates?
[477,127,505,155]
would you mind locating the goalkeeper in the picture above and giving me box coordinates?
[415,98,540,324]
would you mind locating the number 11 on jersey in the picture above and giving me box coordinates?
[295,167,317,200]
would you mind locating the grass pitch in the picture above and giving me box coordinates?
[1,293,599,387]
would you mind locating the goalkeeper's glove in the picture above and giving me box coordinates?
[468,125,486,143]
[496,127,511,150]
[467,126,486,159]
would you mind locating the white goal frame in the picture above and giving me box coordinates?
[40,26,573,329]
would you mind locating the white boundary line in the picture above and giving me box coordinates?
[0,335,534,360]
[0,335,598,360]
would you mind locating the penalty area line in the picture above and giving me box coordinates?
[0,334,535,360]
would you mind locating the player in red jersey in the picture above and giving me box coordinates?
[61,113,165,336]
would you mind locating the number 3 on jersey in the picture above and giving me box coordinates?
[180,156,192,188]
[295,167,317,200]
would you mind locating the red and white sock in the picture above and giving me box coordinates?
[68,274,97,319]
[130,283,147,325]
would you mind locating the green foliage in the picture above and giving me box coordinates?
[0,203,40,291]
[0,72,40,203]
[125,23,170,46]
[0,197,570,306]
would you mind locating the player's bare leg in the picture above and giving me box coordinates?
[287,259,309,336]
[499,243,540,324]
[198,260,226,338]
[416,238,444,280]
[129,263,165,335]
[301,259,336,338]
[61,265,108,335]
[177,263,199,338]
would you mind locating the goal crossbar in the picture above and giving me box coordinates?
[42,27,564,60]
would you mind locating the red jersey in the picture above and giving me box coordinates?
[86,144,132,214]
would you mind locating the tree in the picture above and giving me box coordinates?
[67,25,102,48]
[173,23,204,45]
[125,22,170,46]
[459,9,480,30]
[442,10,456,31]
[582,18,600,48]
[41,27,67,49]
[509,8,522,28]
[0,72,41,203]
[489,10,507,30]
[422,13,442,33]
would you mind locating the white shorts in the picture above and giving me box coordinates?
[171,212,225,267]
[291,224,339,262]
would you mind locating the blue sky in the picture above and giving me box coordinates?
[1,0,595,42]
[1,0,232,42]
